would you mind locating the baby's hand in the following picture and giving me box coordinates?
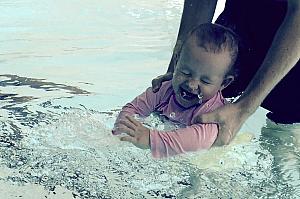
[117,115,150,149]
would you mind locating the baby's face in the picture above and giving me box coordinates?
[172,37,233,108]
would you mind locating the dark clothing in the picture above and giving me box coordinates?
[215,0,300,123]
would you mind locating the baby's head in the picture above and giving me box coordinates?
[172,23,239,108]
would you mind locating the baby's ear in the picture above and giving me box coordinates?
[220,75,234,90]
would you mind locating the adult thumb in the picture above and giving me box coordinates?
[192,111,218,124]
[151,79,162,93]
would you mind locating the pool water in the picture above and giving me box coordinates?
[0,0,299,198]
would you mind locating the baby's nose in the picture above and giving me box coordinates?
[187,79,200,92]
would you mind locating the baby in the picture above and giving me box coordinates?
[112,23,239,158]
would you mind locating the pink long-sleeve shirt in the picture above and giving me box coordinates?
[113,80,226,158]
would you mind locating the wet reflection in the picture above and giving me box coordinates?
[1,74,300,198]
[260,119,300,198]
[1,0,300,196]
[0,121,23,148]
[0,74,90,95]
[0,74,90,128]
[0,109,194,198]
[1,102,300,198]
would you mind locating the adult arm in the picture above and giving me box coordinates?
[150,124,218,158]
[152,0,218,92]
[194,0,300,146]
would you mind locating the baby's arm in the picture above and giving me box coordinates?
[116,116,218,157]
[150,124,218,158]
[113,86,163,135]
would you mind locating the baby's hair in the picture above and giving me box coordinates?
[184,23,239,77]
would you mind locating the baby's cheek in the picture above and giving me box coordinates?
[202,88,218,100]
[172,75,180,86]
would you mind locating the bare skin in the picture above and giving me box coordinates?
[117,115,151,149]
[152,0,300,146]
[119,35,234,149]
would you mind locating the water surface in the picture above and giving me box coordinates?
[0,0,299,198]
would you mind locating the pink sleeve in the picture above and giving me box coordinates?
[112,87,162,135]
[150,124,218,158]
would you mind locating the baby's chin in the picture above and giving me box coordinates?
[175,94,199,108]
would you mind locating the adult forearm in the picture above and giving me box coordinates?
[236,0,300,116]
[167,0,218,73]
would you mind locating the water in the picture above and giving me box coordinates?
[1,0,300,198]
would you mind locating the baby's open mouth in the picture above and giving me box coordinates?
[179,87,198,101]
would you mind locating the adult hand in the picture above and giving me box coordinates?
[192,103,248,146]
[117,115,150,149]
[151,72,173,93]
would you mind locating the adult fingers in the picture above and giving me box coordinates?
[213,124,232,146]
[192,111,219,124]
[192,111,234,146]
[152,77,162,93]
[151,73,173,93]
[163,72,173,81]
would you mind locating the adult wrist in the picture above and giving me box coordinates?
[234,96,258,120]
[234,94,259,119]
